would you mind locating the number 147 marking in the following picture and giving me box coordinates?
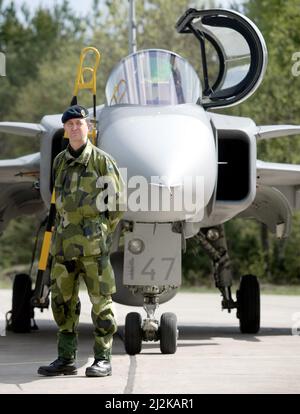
[141,257,175,281]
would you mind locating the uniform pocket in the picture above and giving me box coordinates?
[97,255,116,295]
[82,217,102,238]
[82,217,103,256]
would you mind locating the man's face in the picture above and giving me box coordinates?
[64,118,89,146]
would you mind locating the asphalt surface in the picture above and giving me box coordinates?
[0,289,300,394]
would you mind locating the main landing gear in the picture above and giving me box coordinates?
[124,287,178,355]
[6,273,36,333]
[6,223,51,334]
[236,274,260,333]
[196,226,260,334]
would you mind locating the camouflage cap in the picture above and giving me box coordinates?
[62,105,89,124]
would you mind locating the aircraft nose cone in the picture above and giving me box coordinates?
[99,105,217,221]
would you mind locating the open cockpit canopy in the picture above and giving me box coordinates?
[176,8,268,108]
[106,49,202,106]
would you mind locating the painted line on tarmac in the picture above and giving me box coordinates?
[116,328,136,394]
[123,355,137,394]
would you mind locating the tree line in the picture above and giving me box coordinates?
[1,0,300,286]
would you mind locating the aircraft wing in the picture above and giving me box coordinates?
[0,152,40,183]
[0,152,45,234]
[257,160,300,188]
[238,160,300,239]
[0,122,46,137]
[256,125,300,141]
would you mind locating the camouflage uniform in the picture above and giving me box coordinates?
[50,139,123,361]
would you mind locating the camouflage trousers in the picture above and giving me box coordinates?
[50,255,117,361]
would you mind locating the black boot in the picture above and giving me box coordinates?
[38,357,77,376]
[85,359,112,377]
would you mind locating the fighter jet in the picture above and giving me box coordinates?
[1,7,299,355]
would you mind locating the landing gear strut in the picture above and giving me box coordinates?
[196,226,236,311]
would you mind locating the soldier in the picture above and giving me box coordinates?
[38,105,124,377]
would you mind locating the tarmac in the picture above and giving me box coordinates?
[1,288,300,394]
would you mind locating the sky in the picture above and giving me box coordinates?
[3,0,242,17]
[4,0,95,15]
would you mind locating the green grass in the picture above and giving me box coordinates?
[1,276,300,295]
[0,280,12,289]
[180,283,300,295]
[0,264,31,289]
[1,265,300,295]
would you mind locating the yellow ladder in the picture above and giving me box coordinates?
[70,46,101,145]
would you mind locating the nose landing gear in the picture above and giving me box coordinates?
[159,312,178,354]
[124,288,178,355]
[124,312,143,355]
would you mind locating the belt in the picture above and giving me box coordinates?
[58,211,101,227]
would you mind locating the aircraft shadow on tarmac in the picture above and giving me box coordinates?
[0,320,292,386]
[117,324,292,351]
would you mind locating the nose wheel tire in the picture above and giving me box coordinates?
[236,274,260,334]
[124,312,142,355]
[159,312,178,354]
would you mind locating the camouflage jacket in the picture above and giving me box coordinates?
[50,139,124,260]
